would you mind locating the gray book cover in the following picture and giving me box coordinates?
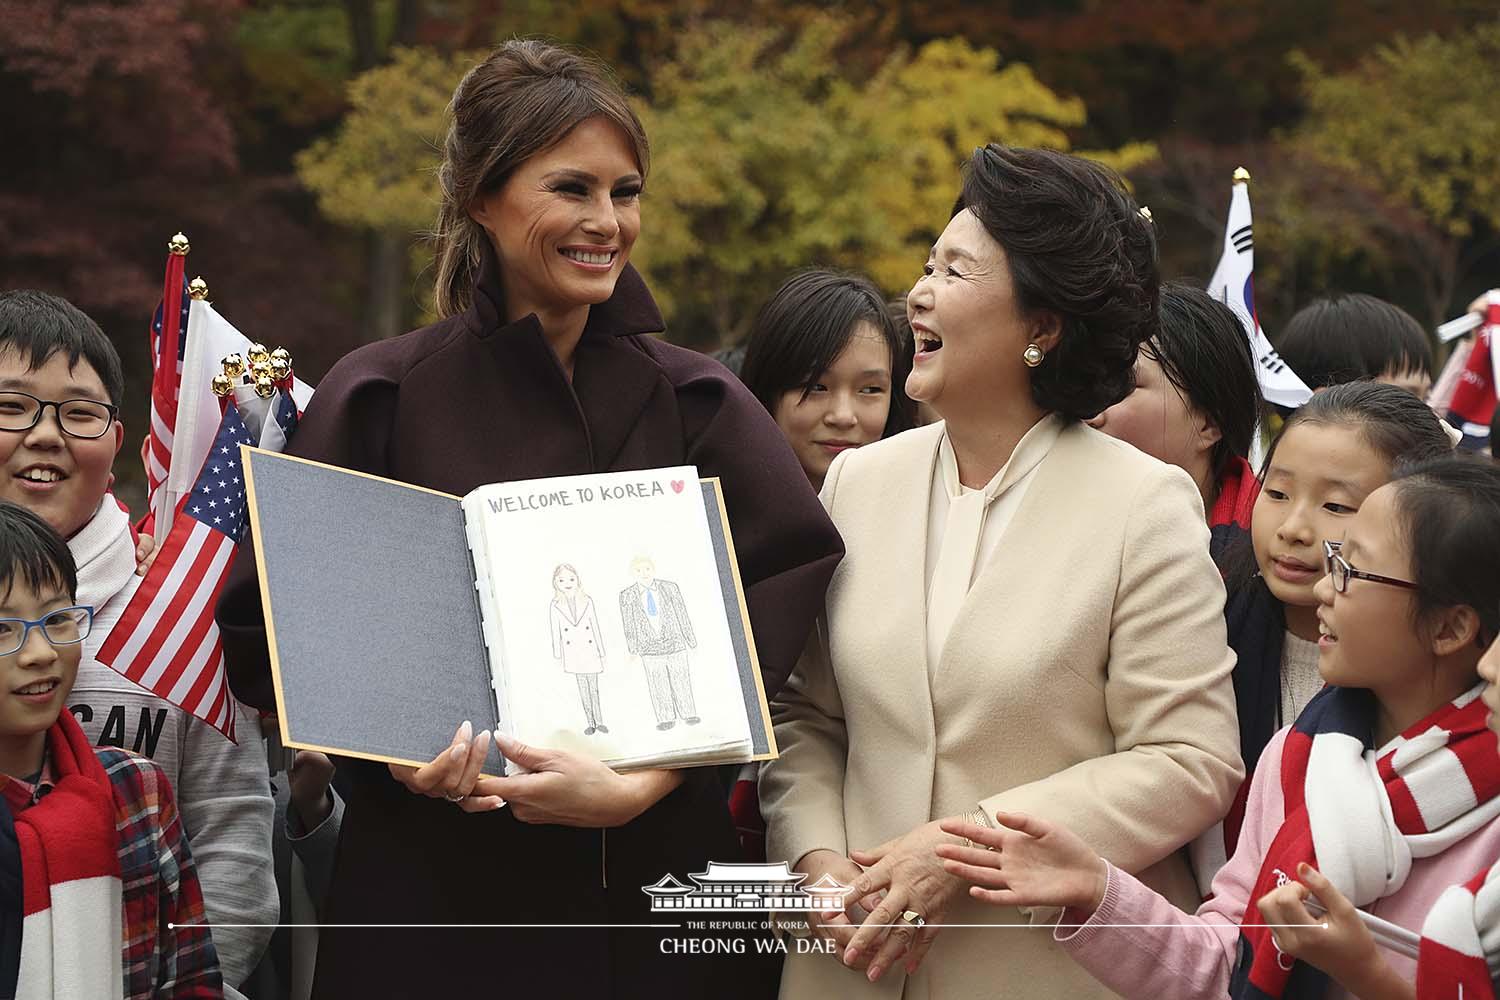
[242,448,773,775]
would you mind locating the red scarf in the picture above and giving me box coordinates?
[1416,860,1500,1000]
[9,713,123,999]
[1210,455,1258,533]
[1231,684,1500,999]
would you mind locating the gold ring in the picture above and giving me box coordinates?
[900,909,926,929]
[444,791,466,803]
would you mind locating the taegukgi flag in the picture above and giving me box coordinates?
[1207,170,1313,410]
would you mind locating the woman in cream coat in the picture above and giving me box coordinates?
[759,146,1244,999]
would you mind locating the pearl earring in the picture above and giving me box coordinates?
[1023,344,1045,368]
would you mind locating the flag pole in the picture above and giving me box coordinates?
[160,233,190,379]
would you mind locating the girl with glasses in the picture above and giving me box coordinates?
[1187,381,1455,892]
[939,458,1500,1000]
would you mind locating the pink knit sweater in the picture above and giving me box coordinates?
[1057,726,1500,999]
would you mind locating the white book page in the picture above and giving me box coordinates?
[462,466,752,768]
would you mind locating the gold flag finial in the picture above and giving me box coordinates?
[188,276,210,301]
[247,343,270,365]
[168,232,190,256]
[1233,167,1251,184]
[1138,205,1154,223]
[211,373,235,398]
[269,347,293,382]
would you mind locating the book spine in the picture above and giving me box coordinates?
[460,500,509,764]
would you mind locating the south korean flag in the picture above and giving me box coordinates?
[1208,172,1313,411]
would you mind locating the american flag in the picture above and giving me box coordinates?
[99,393,298,740]
[145,254,190,520]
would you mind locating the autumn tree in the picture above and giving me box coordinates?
[1288,21,1500,324]
[637,18,1155,346]
[294,47,460,233]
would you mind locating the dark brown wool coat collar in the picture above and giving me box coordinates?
[454,248,670,475]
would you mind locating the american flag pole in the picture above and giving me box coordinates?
[143,233,193,537]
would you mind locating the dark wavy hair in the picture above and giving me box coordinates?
[739,269,915,437]
[1153,282,1263,481]
[953,144,1159,420]
[1388,458,1500,644]
[1277,293,1434,389]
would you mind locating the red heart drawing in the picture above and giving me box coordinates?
[670,480,685,493]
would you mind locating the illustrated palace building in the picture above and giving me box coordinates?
[642,862,852,912]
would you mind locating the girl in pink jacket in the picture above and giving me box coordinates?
[940,457,1500,1000]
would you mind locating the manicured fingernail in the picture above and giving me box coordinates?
[844,947,859,965]
[459,720,472,742]
[867,965,882,982]
[493,797,507,810]
[451,742,467,762]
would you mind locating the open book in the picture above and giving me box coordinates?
[242,448,776,775]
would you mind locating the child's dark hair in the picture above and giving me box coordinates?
[1276,293,1434,390]
[0,502,77,603]
[1389,459,1500,644]
[739,269,915,437]
[1153,282,1263,481]
[1224,381,1455,591]
[0,290,124,406]
[1261,381,1454,477]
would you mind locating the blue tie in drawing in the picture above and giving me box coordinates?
[620,556,699,731]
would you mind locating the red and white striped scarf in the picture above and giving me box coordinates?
[1417,859,1500,1000]
[12,712,123,999]
[1231,682,1500,1000]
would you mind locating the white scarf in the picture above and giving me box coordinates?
[66,499,137,623]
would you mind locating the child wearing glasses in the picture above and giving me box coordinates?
[939,457,1500,1000]
[1187,382,1455,892]
[0,500,222,998]
[0,291,275,994]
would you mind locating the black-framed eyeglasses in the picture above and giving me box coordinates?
[0,606,93,657]
[0,391,117,439]
[1323,540,1418,595]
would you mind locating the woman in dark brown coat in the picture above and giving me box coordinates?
[215,40,842,999]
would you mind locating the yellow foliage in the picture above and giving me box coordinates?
[295,47,476,233]
[639,21,1155,338]
[295,25,1156,342]
[1291,23,1500,239]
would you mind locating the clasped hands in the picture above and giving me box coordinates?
[804,811,1396,994]
[800,813,1106,983]
[386,720,681,827]
[935,814,1400,998]
[797,819,975,984]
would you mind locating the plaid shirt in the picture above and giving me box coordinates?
[4,748,223,999]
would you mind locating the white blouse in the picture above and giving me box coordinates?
[923,414,1064,669]
[1279,629,1325,726]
